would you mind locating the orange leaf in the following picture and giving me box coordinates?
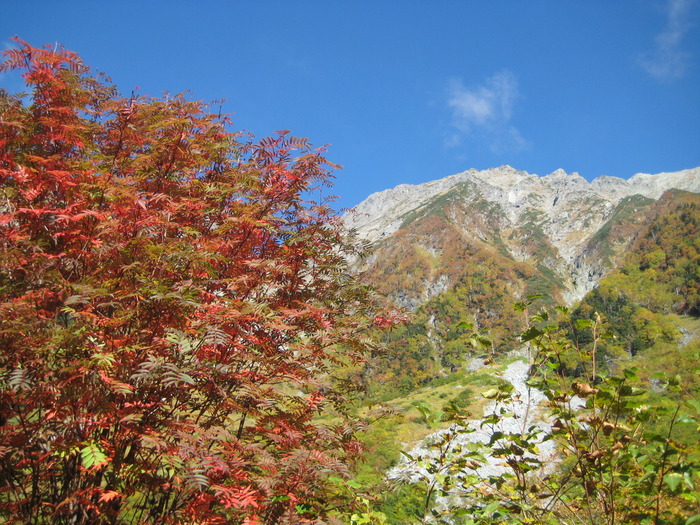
[98,490,122,503]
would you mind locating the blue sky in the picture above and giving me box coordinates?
[3,1,699,211]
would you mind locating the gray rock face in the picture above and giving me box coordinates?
[344,166,700,303]
[387,358,571,522]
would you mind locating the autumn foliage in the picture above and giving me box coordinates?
[0,40,380,524]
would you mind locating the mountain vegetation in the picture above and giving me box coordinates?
[349,179,700,523]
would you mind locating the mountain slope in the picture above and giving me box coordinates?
[345,166,700,308]
[346,168,700,523]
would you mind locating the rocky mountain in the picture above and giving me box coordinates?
[346,167,700,523]
[344,166,700,309]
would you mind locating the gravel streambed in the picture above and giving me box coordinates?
[387,359,560,518]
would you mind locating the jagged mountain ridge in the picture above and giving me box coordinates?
[345,166,700,307]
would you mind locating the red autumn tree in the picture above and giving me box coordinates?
[0,40,380,524]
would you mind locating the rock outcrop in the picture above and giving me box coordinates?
[344,166,700,306]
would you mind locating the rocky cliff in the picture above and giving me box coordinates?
[344,166,700,308]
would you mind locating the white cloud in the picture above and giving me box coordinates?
[639,0,695,82]
[446,70,527,153]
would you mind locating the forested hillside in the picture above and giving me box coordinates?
[566,190,700,384]
[356,187,699,393]
[352,185,700,524]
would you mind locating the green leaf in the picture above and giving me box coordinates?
[476,335,492,347]
[684,471,695,490]
[295,503,313,513]
[623,368,638,380]
[482,501,501,515]
[664,472,683,492]
[488,431,505,445]
[619,385,645,396]
[520,326,543,342]
[80,443,108,469]
[400,451,415,462]
[575,318,594,330]
[668,374,682,386]
[684,399,700,413]
[413,400,432,420]
[532,310,549,322]
[482,389,500,399]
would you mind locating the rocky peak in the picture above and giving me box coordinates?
[345,166,700,306]
[345,166,700,244]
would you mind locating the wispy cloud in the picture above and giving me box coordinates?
[639,0,695,82]
[446,70,528,153]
